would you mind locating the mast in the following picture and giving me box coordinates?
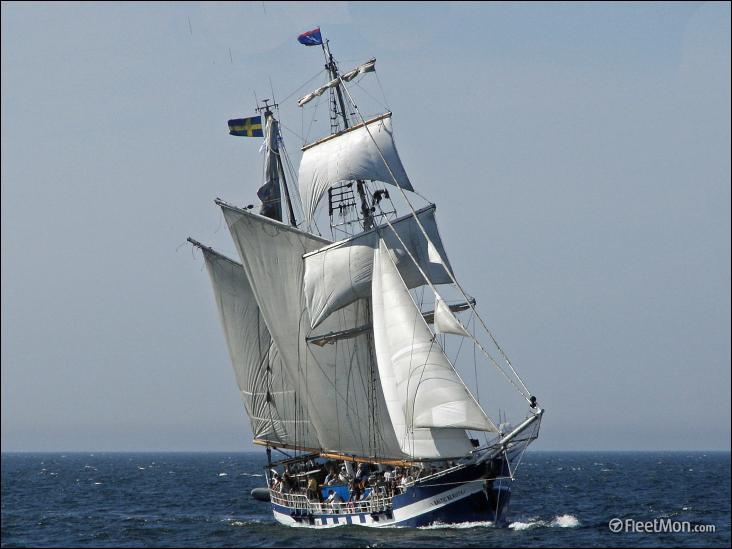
[322,40,373,231]
[258,99,297,227]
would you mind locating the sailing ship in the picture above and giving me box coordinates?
[188,29,543,528]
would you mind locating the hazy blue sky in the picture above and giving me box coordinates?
[2,1,730,452]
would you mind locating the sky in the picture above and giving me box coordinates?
[1,1,730,452]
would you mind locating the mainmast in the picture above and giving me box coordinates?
[321,40,374,231]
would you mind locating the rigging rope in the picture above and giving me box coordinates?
[280,68,328,106]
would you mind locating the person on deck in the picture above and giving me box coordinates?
[271,472,282,492]
[338,464,350,484]
[325,489,344,511]
[306,476,320,501]
[282,465,294,493]
[323,466,337,486]
[355,463,366,482]
[347,477,362,504]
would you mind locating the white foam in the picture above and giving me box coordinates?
[551,514,580,528]
[229,519,260,527]
[218,472,228,477]
[509,514,580,530]
[419,520,495,529]
[509,520,544,530]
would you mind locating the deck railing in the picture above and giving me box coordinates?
[269,489,393,515]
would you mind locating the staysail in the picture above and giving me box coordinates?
[372,240,498,443]
[197,242,317,447]
[218,201,404,459]
[303,205,452,329]
[433,293,472,337]
[298,113,413,224]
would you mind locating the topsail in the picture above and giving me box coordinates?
[298,113,413,224]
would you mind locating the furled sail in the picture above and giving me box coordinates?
[372,240,498,437]
[298,113,413,224]
[303,205,452,329]
[198,243,317,447]
[257,116,283,221]
[298,58,376,107]
[433,293,471,337]
[218,201,404,459]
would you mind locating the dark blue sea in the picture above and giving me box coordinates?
[2,452,730,547]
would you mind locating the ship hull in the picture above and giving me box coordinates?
[270,461,511,528]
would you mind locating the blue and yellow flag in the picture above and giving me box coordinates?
[228,116,263,137]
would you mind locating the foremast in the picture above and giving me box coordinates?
[257,99,298,227]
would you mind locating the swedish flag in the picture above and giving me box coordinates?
[228,116,263,137]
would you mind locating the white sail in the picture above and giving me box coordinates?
[201,245,316,447]
[434,293,471,337]
[298,58,376,107]
[219,202,405,458]
[372,240,498,437]
[304,206,452,329]
[298,113,413,224]
[257,115,283,221]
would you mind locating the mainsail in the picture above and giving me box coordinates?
[218,201,404,459]
[298,113,413,224]
[303,205,452,329]
[372,240,498,449]
[198,242,317,447]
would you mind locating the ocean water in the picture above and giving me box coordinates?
[1,452,729,548]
